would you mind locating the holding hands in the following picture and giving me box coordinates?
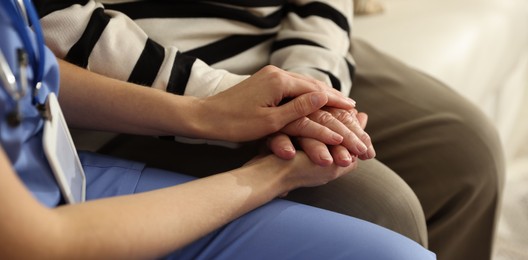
[276,106,375,167]
[200,65,375,169]
[198,65,355,142]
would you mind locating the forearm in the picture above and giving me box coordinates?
[57,59,205,138]
[53,164,284,259]
[37,1,248,97]
[0,148,287,259]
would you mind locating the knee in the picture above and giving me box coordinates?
[286,159,428,247]
[434,109,505,202]
[352,161,429,247]
[219,200,435,260]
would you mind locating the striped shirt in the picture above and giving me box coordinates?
[35,0,355,99]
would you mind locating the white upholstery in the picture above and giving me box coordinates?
[353,0,528,258]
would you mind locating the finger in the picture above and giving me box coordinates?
[355,112,376,159]
[327,108,376,159]
[325,93,356,111]
[309,109,368,156]
[297,137,333,167]
[282,71,355,110]
[329,145,355,167]
[267,133,296,160]
[279,91,327,116]
[281,116,343,146]
[284,71,357,109]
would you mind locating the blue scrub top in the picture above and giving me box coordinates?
[0,1,62,207]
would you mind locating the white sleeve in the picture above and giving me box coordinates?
[270,0,355,96]
[38,1,248,98]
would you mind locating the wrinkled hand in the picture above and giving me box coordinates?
[199,66,355,142]
[270,107,375,167]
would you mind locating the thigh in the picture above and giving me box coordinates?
[167,199,435,260]
[350,37,504,193]
[81,151,196,200]
[286,158,428,246]
[349,38,505,259]
[80,152,435,259]
[349,38,504,216]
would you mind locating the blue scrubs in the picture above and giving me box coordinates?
[82,152,436,260]
[0,1,435,259]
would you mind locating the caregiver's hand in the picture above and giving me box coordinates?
[244,150,358,195]
[198,65,355,142]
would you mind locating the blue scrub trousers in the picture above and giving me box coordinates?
[79,152,436,260]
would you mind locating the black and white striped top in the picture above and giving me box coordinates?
[35,0,354,98]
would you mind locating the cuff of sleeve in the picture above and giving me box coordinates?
[213,72,250,95]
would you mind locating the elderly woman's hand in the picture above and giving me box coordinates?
[269,108,375,167]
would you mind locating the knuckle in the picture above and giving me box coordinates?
[264,112,283,132]
[342,130,358,144]
[313,111,335,125]
[293,117,311,133]
[264,67,288,86]
[333,110,355,124]
[360,133,372,144]
[292,98,309,116]
[261,65,280,74]
[310,78,326,91]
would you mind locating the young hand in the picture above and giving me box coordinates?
[197,66,355,142]
[244,150,358,196]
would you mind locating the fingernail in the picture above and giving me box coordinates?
[320,153,333,165]
[340,153,352,162]
[358,143,368,154]
[348,98,356,107]
[283,146,296,153]
[283,145,295,152]
[332,133,343,143]
[311,94,322,107]
[368,146,376,158]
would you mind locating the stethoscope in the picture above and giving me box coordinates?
[0,0,46,127]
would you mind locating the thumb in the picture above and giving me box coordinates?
[276,92,328,124]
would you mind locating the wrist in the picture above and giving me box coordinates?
[183,97,217,140]
[243,156,297,197]
[189,97,217,140]
[159,95,209,139]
